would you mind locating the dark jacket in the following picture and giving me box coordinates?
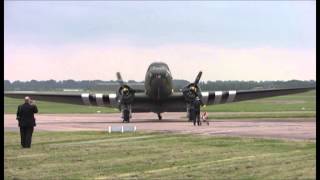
[189,98,203,113]
[17,103,38,127]
[194,98,204,113]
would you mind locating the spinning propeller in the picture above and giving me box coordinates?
[183,71,203,101]
[116,72,135,104]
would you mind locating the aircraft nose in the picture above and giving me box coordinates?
[150,70,166,79]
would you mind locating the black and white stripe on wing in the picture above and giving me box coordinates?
[206,87,314,105]
[81,93,110,106]
[207,91,237,104]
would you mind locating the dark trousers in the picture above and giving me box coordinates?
[191,110,201,126]
[195,111,201,126]
[20,127,34,148]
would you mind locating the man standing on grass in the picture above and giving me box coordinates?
[16,96,38,148]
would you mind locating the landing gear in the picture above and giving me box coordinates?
[186,105,192,121]
[187,111,192,121]
[157,113,162,120]
[121,104,132,123]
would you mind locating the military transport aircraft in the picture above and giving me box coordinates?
[5,62,315,122]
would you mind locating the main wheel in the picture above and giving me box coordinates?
[188,111,192,121]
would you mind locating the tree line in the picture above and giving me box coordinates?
[4,79,316,92]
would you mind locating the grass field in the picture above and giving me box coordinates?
[4,90,315,118]
[4,131,315,180]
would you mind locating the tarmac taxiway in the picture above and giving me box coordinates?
[4,113,316,141]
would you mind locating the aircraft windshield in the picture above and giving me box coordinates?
[148,62,169,71]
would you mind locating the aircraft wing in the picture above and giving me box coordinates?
[4,91,117,108]
[4,91,179,112]
[4,91,171,112]
[153,87,315,112]
[202,87,315,105]
[4,87,315,113]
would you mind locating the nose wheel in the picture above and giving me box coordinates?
[157,113,162,120]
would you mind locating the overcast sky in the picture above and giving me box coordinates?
[4,1,316,82]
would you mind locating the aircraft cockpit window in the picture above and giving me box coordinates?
[147,62,170,72]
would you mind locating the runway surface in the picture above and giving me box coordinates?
[4,113,316,141]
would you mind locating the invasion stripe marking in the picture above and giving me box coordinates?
[201,92,209,105]
[81,93,91,105]
[226,90,237,103]
[95,94,104,106]
[109,93,118,106]
[89,95,96,105]
[214,91,222,104]
[220,92,229,103]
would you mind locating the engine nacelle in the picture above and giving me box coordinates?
[182,83,202,102]
[117,85,135,104]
